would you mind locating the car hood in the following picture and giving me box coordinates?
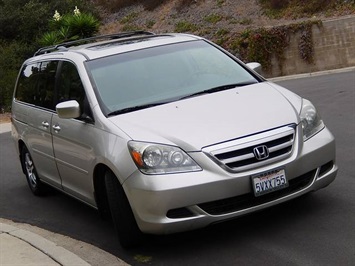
[108,82,301,151]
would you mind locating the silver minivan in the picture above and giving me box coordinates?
[11,32,337,247]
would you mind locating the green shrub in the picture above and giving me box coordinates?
[39,32,63,46]
[63,12,100,38]
[0,0,50,42]
[235,20,322,74]
[175,21,198,32]
[146,20,156,28]
[120,12,139,24]
[0,0,96,43]
[39,7,100,46]
[0,0,99,110]
[0,41,34,109]
[204,14,223,24]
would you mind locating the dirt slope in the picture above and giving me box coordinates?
[98,0,354,38]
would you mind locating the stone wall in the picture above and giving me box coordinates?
[269,15,355,77]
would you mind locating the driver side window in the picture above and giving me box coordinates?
[57,61,85,109]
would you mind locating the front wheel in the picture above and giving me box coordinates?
[104,170,145,248]
[20,146,44,196]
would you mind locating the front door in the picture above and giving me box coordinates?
[51,61,96,205]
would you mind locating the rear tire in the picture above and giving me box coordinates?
[104,170,144,248]
[20,146,44,196]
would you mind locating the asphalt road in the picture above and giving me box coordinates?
[1,70,354,265]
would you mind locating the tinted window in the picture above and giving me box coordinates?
[15,63,40,105]
[15,61,58,110]
[57,61,86,110]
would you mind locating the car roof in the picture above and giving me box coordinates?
[32,32,203,61]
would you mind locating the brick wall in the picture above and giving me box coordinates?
[268,15,355,77]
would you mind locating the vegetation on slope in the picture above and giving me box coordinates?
[260,0,355,18]
[0,0,354,110]
[0,0,98,110]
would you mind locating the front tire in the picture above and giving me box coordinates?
[20,146,44,196]
[104,170,144,248]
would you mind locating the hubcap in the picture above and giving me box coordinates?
[25,153,37,187]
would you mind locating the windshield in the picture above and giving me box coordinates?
[86,40,259,115]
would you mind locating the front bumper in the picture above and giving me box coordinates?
[123,126,337,235]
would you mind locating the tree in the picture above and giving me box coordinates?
[0,0,100,109]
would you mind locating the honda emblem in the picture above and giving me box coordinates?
[253,145,270,160]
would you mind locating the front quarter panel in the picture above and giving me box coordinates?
[268,82,303,113]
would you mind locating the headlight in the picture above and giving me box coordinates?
[300,99,324,141]
[128,141,202,174]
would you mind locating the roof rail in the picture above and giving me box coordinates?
[34,31,155,56]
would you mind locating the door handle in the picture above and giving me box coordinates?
[52,125,61,132]
[41,121,50,128]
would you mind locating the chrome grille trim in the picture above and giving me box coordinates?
[203,125,296,172]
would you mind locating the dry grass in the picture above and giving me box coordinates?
[0,113,11,124]
[93,0,199,13]
[93,0,172,11]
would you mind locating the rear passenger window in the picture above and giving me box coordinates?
[15,63,40,105]
[15,61,58,110]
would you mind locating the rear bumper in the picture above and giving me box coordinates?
[123,126,337,234]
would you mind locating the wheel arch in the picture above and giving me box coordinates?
[93,163,117,219]
[18,139,26,174]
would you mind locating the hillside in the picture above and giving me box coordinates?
[93,0,355,76]
[97,0,355,40]
[1,0,354,112]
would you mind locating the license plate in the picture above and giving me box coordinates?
[252,168,288,197]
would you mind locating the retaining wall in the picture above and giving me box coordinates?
[268,15,355,77]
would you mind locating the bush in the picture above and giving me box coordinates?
[39,7,100,46]
[175,21,198,32]
[204,14,223,24]
[0,41,35,109]
[0,0,100,110]
[234,20,322,74]
[0,0,50,42]
[0,0,97,43]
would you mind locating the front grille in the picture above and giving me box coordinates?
[205,125,296,172]
[198,169,316,215]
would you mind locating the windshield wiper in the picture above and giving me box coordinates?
[179,81,257,100]
[107,82,257,116]
[107,101,169,116]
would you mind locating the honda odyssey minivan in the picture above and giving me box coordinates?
[11,31,337,247]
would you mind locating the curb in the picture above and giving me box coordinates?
[0,219,129,266]
[0,122,11,133]
[269,66,355,82]
[1,222,90,266]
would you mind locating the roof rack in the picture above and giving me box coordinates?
[34,31,155,56]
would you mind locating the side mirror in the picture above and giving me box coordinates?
[56,100,81,119]
[246,62,262,75]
